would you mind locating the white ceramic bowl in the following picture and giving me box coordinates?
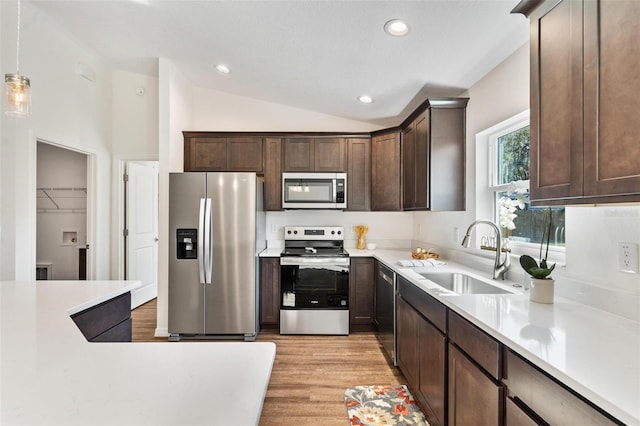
[366,243,377,250]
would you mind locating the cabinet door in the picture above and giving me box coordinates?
[414,113,429,209]
[583,0,640,198]
[186,137,228,171]
[315,138,346,172]
[259,258,280,326]
[347,138,371,211]
[417,318,446,426]
[529,0,584,202]
[396,296,419,390]
[430,107,465,211]
[371,131,401,211]
[448,343,503,425]
[227,137,263,172]
[349,258,375,327]
[283,138,314,171]
[264,138,283,211]
[402,124,416,209]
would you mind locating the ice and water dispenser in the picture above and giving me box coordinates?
[176,229,198,259]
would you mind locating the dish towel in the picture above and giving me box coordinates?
[398,259,447,267]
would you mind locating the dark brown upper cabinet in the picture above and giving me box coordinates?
[283,137,347,172]
[514,0,640,205]
[183,133,263,172]
[371,129,402,211]
[401,98,468,211]
[346,138,371,211]
[263,138,283,211]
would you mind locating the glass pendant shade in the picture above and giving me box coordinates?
[4,73,31,117]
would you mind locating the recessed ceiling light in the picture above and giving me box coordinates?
[384,19,409,37]
[215,64,231,74]
[358,95,374,104]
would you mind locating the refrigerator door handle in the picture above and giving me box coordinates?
[198,198,206,284]
[204,198,213,284]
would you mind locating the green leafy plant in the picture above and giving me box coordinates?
[519,208,555,279]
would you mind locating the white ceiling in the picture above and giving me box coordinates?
[29,0,529,127]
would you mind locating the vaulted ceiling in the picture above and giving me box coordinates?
[30,0,529,126]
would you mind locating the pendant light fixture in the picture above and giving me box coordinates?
[4,0,31,117]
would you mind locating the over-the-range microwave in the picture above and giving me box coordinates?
[282,172,346,209]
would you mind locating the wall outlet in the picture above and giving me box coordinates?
[618,242,639,273]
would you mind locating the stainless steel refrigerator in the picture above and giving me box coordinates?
[168,172,265,341]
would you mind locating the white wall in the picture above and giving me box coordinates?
[112,70,159,157]
[110,69,160,279]
[191,87,381,133]
[1,2,112,280]
[266,211,412,250]
[155,58,194,336]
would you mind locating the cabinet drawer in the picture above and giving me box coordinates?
[398,276,446,332]
[504,350,620,425]
[448,310,501,380]
[92,318,132,342]
[71,292,131,341]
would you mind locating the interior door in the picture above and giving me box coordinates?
[126,161,159,308]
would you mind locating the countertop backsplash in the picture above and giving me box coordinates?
[412,239,640,322]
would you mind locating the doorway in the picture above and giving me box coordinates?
[123,160,159,308]
[36,142,89,280]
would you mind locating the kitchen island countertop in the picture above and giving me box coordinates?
[0,280,275,426]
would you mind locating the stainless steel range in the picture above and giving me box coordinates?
[280,226,349,335]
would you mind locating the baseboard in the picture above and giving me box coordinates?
[154,327,169,338]
[130,284,157,309]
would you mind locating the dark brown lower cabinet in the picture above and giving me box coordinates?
[417,313,447,425]
[505,397,540,426]
[259,257,280,327]
[396,293,446,426]
[71,291,131,342]
[349,258,375,330]
[504,349,621,425]
[448,343,503,425]
[397,296,420,387]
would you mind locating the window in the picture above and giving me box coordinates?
[482,112,565,254]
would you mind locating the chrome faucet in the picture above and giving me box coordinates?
[461,220,510,280]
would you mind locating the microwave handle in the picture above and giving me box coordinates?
[332,179,337,203]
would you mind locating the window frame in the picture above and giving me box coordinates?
[475,110,565,263]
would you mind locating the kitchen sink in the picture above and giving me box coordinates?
[418,272,512,295]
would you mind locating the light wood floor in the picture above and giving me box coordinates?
[131,299,406,425]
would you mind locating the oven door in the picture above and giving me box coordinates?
[280,259,349,309]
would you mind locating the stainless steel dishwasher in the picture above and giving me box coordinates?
[374,261,397,366]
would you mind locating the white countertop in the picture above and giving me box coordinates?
[377,249,640,425]
[260,247,640,424]
[0,280,276,426]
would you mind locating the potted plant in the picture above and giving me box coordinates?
[519,208,556,304]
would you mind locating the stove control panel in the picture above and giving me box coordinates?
[284,226,344,241]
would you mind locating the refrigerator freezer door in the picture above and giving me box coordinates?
[169,173,207,334]
[205,173,257,335]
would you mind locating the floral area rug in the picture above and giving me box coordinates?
[344,385,429,425]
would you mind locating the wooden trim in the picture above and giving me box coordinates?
[400,98,469,129]
[182,131,370,139]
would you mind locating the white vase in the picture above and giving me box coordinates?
[529,278,555,304]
